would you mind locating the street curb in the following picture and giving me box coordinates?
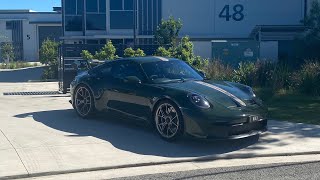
[2,151,320,180]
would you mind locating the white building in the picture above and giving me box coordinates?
[0,9,61,61]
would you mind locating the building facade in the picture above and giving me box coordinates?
[60,0,317,60]
[0,10,61,61]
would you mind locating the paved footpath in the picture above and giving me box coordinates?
[0,82,320,179]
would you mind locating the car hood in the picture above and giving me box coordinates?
[159,80,254,107]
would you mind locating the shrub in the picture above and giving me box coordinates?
[135,48,146,57]
[39,39,59,80]
[81,50,94,60]
[192,56,209,71]
[1,42,15,63]
[233,62,257,86]
[154,46,172,57]
[173,36,195,65]
[296,61,320,96]
[94,41,117,60]
[254,60,276,87]
[123,48,146,57]
[204,60,234,81]
[39,39,59,65]
[271,63,292,91]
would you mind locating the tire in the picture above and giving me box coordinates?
[153,100,184,141]
[74,85,95,118]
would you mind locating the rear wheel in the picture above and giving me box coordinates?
[74,85,95,118]
[154,100,184,141]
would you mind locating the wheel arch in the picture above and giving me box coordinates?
[151,96,185,128]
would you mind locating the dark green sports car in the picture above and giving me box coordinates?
[70,56,268,141]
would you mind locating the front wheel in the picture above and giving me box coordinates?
[154,100,184,141]
[74,85,95,118]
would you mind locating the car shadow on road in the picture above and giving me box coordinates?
[13,109,264,158]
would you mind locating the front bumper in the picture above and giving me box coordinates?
[181,108,268,140]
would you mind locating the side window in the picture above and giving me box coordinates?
[111,61,145,81]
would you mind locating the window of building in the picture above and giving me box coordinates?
[65,0,77,15]
[110,0,134,29]
[110,11,133,29]
[86,0,98,12]
[77,0,84,15]
[65,16,83,31]
[6,21,13,30]
[86,14,106,30]
[85,0,106,30]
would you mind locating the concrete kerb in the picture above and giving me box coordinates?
[2,151,320,180]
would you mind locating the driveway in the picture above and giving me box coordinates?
[0,82,320,179]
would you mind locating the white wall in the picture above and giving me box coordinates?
[162,0,304,38]
[260,41,278,61]
[0,21,12,43]
[22,20,38,61]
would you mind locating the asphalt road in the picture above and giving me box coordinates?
[115,161,320,180]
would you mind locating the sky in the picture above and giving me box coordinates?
[0,0,61,12]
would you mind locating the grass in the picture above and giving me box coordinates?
[0,61,40,69]
[255,88,320,125]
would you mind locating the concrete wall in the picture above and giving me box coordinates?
[0,66,45,82]
[162,0,304,38]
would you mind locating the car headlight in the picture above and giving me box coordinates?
[188,94,211,109]
[248,87,256,97]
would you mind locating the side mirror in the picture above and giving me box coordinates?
[124,76,142,84]
[198,71,207,79]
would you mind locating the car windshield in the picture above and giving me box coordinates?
[141,60,203,83]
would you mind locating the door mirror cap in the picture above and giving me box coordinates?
[124,76,142,84]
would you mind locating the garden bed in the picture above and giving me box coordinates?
[256,88,320,125]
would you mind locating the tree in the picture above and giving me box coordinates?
[173,36,195,65]
[0,42,15,63]
[39,39,59,65]
[39,39,59,80]
[294,0,320,62]
[154,16,183,46]
[302,0,320,42]
[94,41,117,60]
[124,48,146,57]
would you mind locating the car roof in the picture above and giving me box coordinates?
[116,56,179,64]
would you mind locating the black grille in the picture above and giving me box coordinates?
[229,120,267,136]
[3,91,60,96]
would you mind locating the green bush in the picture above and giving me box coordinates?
[296,61,320,96]
[81,50,94,60]
[0,42,15,62]
[94,41,117,60]
[173,36,195,65]
[154,46,172,57]
[233,62,257,86]
[271,63,292,91]
[0,61,40,69]
[254,60,276,87]
[39,39,59,65]
[123,48,146,57]
[155,16,183,46]
[203,60,234,81]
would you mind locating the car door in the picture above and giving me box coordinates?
[106,61,151,120]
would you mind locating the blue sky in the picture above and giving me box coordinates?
[0,0,61,12]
